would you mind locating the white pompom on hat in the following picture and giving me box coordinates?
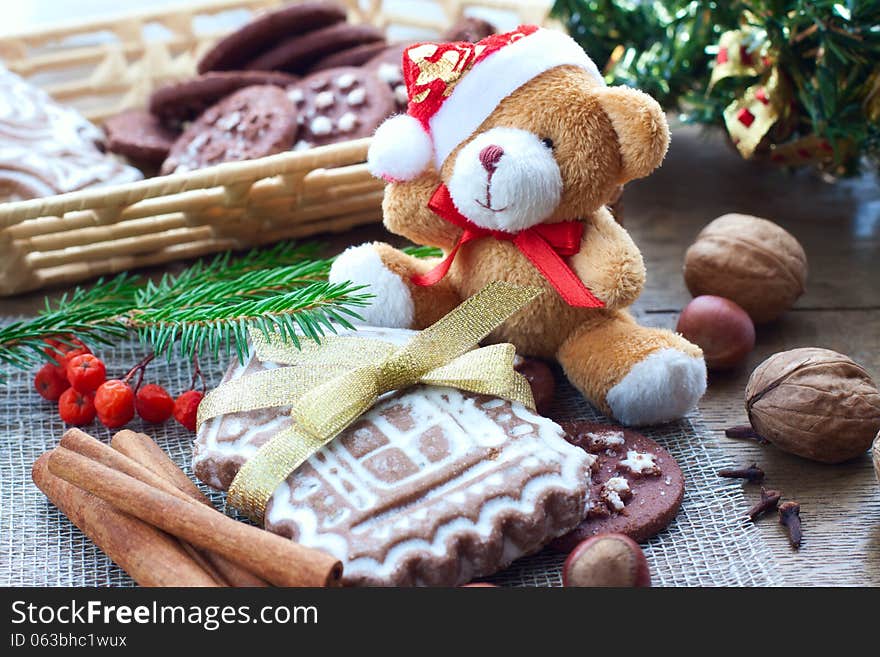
[367,25,604,181]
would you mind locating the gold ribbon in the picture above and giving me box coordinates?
[196,281,542,523]
[710,28,790,159]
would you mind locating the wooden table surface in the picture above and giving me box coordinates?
[3,124,878,586]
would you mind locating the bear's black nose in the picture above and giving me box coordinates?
[478,145,504,173]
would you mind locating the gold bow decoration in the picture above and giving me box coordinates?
[196,281,542,523]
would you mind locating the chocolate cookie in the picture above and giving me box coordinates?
[197,1,347,73]
[194,327,595,586]
[104,109,178,167]
[246,23,385,74]
[287,67,393,150]
[550,422,684,551]
[307,40,389,73]
[365,43,410,111]
[160,85,297,175]
[442,15,497,42]
[514,357,556,416]
[149,71,298,126]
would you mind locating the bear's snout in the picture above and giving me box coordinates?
[447,127,563,233]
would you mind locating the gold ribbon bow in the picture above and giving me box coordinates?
[196,281,541,523]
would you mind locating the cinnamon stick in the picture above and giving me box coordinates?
[32,451,220,587]
[111,430,211,503]
[60,429,243,586]
[48,446,343,587]
[109,430,269,587]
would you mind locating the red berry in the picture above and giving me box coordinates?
[173,390,204,432]
[66,354,106,393]
[94,379,135,428]
[58,388,96,425]
[43,336,90,369]
[34,363,70,401]
[136,384,175,423]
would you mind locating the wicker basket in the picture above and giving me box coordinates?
[0,0,552,296]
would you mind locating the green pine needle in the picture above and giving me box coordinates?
[0,241,444,382]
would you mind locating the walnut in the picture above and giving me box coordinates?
[683,214,807,323]
[745,348,880,463]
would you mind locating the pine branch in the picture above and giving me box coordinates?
[0,241,444,382]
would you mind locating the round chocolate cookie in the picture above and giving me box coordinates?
[442,15,497,42]
[149,71,298,126]
[307,40,389,73]
[550,422,684,551]
[104,109,179,167]
[365,43,411,112]
[287,67,394,150]
[160,85,297,175]
[246,23,385,74]
[197,1,347,73]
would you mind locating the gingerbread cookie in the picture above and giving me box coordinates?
[104,109,178,167]
[365,43,410,112]
[0,66,141,201]
[194,327,595,587]
[514,357,556,416]
[149,71,297,126]
[308,41,389,73]
[197,1,347,73]
[287,67,394,150]
[160,85,297,175]
[550,422,684,551]
[442,15,497,42]
[246,23,385,74]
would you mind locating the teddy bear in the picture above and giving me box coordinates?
[329,25,706,426]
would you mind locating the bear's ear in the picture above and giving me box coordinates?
[594,86,670,183]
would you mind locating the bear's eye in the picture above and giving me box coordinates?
[541,137,554,150]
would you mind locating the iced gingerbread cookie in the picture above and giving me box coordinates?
[550,422,684,551]
[194,328,595,587]
[0,66,141,201]
[286,67,394,150]
[160,85,297,175]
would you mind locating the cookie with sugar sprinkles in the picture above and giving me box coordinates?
[550,421,685,551]
[160,85,297,175]
[287,66,394,150]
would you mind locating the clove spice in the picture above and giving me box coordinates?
[724,425,768,444]
[747,487,781,521]
[718,463,765,483]
[778,501,802,549]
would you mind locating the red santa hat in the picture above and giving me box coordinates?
[367,25,605,181]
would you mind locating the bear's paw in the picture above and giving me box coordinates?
[328,244,415,328]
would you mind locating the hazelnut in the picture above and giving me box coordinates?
[745,348,880,463]
[562,534,651,587]
[676,295,755,370]
[683,214,807,323]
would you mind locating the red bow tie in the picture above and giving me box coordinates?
[411,185,604,308]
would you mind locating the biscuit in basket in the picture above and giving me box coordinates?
[160,85,297,175]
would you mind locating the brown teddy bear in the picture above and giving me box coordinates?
[330,26,706,425]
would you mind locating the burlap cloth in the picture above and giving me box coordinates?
[0,337,785,586]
